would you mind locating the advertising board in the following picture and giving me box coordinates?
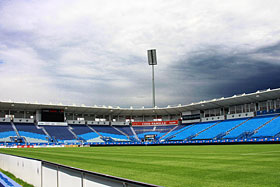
[132,120,178,126]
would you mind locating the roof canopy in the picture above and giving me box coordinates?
[0,88,279,116]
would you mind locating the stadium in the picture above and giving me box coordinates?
[0,88,280,186]
[1,1,280,187]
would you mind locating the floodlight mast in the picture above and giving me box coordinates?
[147,49,157,108]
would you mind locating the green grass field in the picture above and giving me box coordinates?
[0,144,280,187]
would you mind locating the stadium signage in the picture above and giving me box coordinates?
[132,120,178,126]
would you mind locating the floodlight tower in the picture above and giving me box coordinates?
[147,49,157,108]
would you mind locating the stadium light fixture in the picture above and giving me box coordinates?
[147,49,157,108]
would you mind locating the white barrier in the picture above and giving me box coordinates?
[111,121,130,126]
[67,120,86,125]
[13,118,34,123]
[201,115,225,122]
[226,112,255,119]
[0,154,41,186]
[0,153,158,187]
[182,119,200,124]
[0,118,11,122]
[38,122,68,126]
[87,121,110,125]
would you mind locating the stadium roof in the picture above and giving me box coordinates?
[0,88,279,116]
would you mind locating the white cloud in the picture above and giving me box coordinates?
[0,0,280,107]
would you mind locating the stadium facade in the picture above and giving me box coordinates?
[0,88,280,146]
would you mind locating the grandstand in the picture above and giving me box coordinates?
[0,88,280,146]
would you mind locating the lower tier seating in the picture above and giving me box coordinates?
[194,118,248,140]
[252,116,280,138]
[161,125,189,140]
[224,115,277,139]
[42,125,76,142]
[91,126,129,141]
[70,125,103,142]
[170,121,218,141]
[0,122,17,142]
[15,123,48,143]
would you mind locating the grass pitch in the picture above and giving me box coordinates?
[0,144,280,187]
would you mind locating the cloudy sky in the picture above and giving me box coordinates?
[1,0,280,108]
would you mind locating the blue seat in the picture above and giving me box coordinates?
[224,116,276,139]
[91,126,129,141]
[42,125,76,142]
[15,123,47,142]
[194,118,248,140]
[170,122,217,141]
[252,116,280,137]
[0,122,17,142]
[70,125,100,141]
[160,125,190,140]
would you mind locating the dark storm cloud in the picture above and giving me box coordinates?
[171,42,280,100]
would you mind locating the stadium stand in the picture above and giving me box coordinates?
[160,125,189,140]
[116,126,139,141]
[0,87,280,146]
[90,125,130,142]
[194,118,249,140]
[14,123,48,143]
[154,125,177,136]
[115,126,134,136]
[70,125,103,143]
[169,121,219,141]
[42,125,76,143]
[223,115,277,139]
[252,115,280,138]
[0,122,17,142]
[1,113,280,144]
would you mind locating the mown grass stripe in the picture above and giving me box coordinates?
[0,144,280,187]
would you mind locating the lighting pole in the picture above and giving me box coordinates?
[147,49,157,108]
